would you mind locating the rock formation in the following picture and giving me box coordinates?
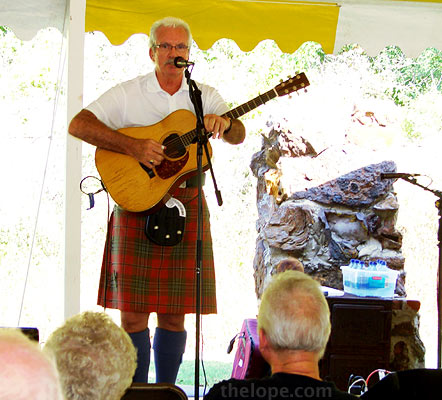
[250,124,425,369]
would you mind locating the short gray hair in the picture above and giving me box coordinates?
[149,16,192,49]
[258,271,331,358]
[0,328,64,400]
[44,311,137,400]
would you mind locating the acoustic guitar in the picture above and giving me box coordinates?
[95,73,310,213]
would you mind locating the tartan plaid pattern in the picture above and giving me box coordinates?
[97,187,217,314]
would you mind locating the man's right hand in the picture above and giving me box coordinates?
[128,138,165,169]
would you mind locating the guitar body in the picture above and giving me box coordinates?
[95,109,212,213]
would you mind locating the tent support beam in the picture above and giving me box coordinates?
[64,0,85,320]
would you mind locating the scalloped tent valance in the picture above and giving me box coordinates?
[2,0,442,57]
[84,0,339,53]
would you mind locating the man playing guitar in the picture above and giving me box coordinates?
[69,16,245,384]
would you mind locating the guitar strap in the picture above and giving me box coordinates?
[144,197,186,246]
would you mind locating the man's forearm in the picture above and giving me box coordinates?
[68,109,137,155]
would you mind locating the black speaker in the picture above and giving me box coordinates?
[0,327,39,342]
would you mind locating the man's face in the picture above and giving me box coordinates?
[149,26,190,76]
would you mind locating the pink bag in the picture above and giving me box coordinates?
[228,318,270,379]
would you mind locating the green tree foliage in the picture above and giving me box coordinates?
[291,42,442,107]
[292,41,326,72]
[402,48,442,92]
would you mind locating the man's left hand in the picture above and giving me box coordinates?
[203,114,231,139]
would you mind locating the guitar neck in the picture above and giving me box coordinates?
[222,88,278,120]
[181,89,278,146]
[182,73,308,145]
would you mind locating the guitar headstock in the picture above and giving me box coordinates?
[274,72,310,97]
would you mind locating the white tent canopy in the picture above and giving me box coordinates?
[0,1,67,41]
[334,1,442,57]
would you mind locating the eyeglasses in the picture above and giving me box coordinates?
[154,43,189,52]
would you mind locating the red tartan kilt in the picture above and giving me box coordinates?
[97,187,217,314]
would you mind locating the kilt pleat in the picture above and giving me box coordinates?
[97,187,217,314]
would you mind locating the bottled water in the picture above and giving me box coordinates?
[376,259,388,271]
[368,261,377,271]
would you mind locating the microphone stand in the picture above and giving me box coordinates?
[395,175,442,368]
[184,66,223,400]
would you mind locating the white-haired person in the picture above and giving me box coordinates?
[0,328,64,400]
[205,271,357,400]
[43,311,137,400]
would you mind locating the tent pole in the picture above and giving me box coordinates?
[64,0,85,320]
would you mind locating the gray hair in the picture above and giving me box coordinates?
[258,271,331,358]
[0,328,64,400]
[44,311,137,400]
[149,16,193,49]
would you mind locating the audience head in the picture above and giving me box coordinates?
[0,328,63,400]
[258,270,331,358]
[273,257,305,274]
[149,16,193,49]
[44,311,137,400]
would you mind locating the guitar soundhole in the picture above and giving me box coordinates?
[163,133,186,159]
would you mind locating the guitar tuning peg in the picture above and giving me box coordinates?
[280,79,283,83]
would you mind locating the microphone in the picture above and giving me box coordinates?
[380,173,421,179]
[174,56,195,68]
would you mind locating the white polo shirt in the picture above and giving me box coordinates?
[86,71,229,129]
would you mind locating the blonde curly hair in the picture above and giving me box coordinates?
[44,311,137,400]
